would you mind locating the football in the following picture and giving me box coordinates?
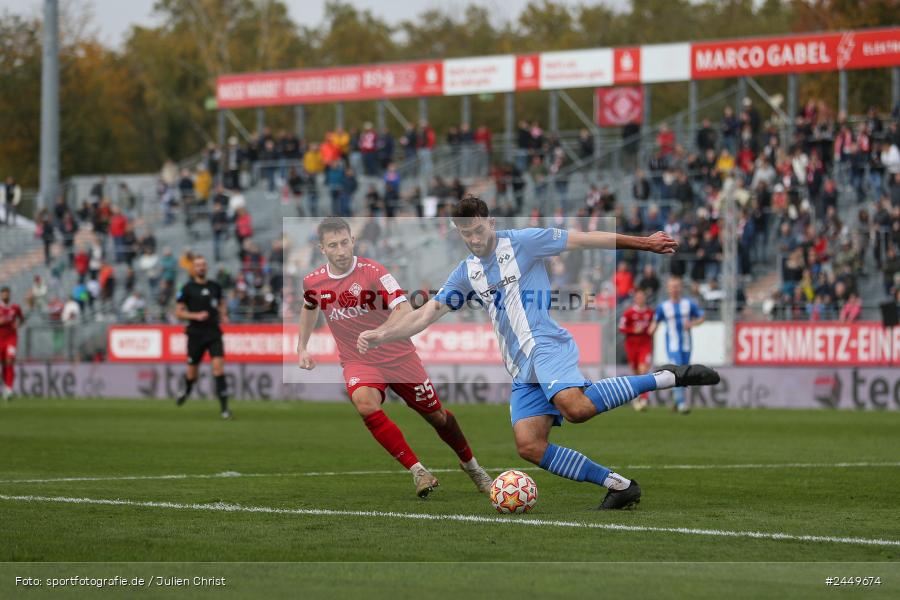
[489,470,538,514]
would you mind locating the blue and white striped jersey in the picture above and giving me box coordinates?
[655,297,703,354]
[434,228,571,378]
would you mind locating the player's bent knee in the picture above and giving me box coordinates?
[557,399,595,424]
[423,408,448,428]
[350,388,382,417]
[515,440,548,464]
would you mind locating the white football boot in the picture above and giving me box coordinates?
[460,461,493,495]
[411,464,439,498]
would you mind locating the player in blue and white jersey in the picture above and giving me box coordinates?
[649,277,706,414]
[357,196,719,509]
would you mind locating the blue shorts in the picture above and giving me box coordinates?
[666,350,691,365]
[509,336,590,427]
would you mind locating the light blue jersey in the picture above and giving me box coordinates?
[434,227,572,380]
[655,297,703,361]
[435,228,592,426]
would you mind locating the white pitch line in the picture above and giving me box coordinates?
[2,462,899,485]
[0,493,898,548]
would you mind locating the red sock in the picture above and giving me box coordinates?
[363,410,420,470]
[435,410,473,463]
[2,363,12,389]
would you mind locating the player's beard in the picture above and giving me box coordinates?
[466,235,496,259]
[331,255,352,272]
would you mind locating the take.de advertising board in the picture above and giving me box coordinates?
[13,362,900,410]
[107,323,602,365]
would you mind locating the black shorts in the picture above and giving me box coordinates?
[186,330,224,365]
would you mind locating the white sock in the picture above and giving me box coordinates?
[603,472,631,491]
[653,370,677,390]
[410,462,425,473]
[462,457,480,470]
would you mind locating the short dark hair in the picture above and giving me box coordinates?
[317,216,351,241]
[0,286,9,293]
[451,194,489,227]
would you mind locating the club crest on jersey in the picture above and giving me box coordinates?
[349,282,362,297]
[201,288,209,295]
[348,377,360,387]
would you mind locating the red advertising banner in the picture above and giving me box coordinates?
[691,28,900,79]
[515,54,541,91]
[596,86,643,127]
[108,323,602,365]
[217,28,900,107]
[613,47,641,84]
[734,322,900,366]
[216,61,443,108]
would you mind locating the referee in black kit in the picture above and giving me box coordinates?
[174,254,232,419]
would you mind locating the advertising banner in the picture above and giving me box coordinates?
[13,363,900,411]
[107,323,603,365]
[691,28,900,80]
[216,61,443,108]
[217,28,900,107]
[442,55,516,95]
[596,86,643,127]
[734,322,900,366]
[640,42,692,83]
[538,48,613,90]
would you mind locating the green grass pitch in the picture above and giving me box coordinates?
[0,398,898,598]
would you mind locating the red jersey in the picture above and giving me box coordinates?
[619,305,654,342]
[0,302,24,340]
[303,256,415,364]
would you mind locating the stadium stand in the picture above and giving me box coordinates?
[4,90,900,362]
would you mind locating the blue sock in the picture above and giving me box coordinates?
[539,443,610,486]
[673,386,685,407]
[584,374,656,414]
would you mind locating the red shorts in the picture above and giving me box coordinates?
[342,354,442,415]
[624,337,651,371]
[0,336,16,362]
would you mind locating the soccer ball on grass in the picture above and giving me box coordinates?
[490,470,537,514]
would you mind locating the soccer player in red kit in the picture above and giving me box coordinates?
[297,217,492,498]
[619,288,655,411]
[0,286,25,401]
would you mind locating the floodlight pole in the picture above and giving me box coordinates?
[721,177,738,365]
[38,0,60,210]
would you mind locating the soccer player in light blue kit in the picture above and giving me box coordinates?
[649,277,706,414]
[357,196,719,509]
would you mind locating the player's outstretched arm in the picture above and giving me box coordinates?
[297,304,320,370]
[566,230,678,254]
[357,299,450,354]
